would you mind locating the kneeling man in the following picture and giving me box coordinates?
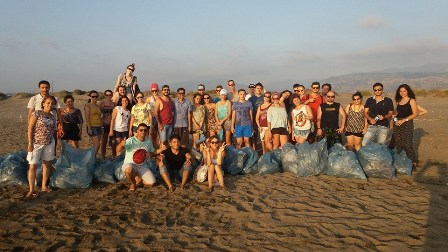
[118,123,156,191]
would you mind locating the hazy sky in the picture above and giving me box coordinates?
[1,0,448,93]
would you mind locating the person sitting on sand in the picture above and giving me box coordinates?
[202,135,227,192]
[117,123,156,192]
[26,95,58,198]
[157,134,193,191]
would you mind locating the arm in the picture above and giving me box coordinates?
[231,110,236,133]
[305,105,314,120]
[249,109,253,127]
[364,107,376,125]
[154,99,163,131]
[27,114,37,152]
[338,104,346,132]
[113,74,123,92]
[116,137,127,153]
[223,101,232,121]
[417,104,428,116]
[109,108,117,137]
[316,106,322,136]
[362,106,368,134]
[84,104,91,134]
[214,103,220,124]
[129,107,135,137]
[255,106,261,128]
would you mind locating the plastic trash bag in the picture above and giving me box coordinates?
[190,148,203,170]
[193,164,208,182]
[93,159,116,184]
[222,145,246,175]
[0,151,28,185]
[391,149,412,175]
[257,151,282,174]
[240,147,259,174]
[50,141,95,188]
[281,143,300,175]
[358,143,396,179]
[113,153,126,181]
[326,144,366,179]
[294,138,328,176]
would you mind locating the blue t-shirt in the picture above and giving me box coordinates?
[248,94,264,120]
[173,98,192,127]
[123,136,155,164]
[232,101,252,126]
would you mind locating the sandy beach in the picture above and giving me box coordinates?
[0,94,447,251]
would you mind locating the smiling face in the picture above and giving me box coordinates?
[42,97,55,112]
[39,83,50,96]
[399,87,408,98]
[121,97,129,107]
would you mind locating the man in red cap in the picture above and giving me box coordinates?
[117,123,156,192]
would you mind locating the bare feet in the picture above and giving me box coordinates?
[41,187,53,193]
[220,185,228,191]
[129,183,136,192]
[25,192,38,199]
[208,187,213,193]
[167,187,174,193]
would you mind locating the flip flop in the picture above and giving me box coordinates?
[41,188,53,193]
[25,192,38,199]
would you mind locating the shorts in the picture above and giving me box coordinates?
[159,124,173,142]
[61,123,81,141]
[173,127,189,147]
[103,125,111,135]
[122,163,156,184]
[27,140,55,165]
[222,120,231,131]
[259,127,269,141]
[88,126,103,137]
[345,131,363,138]
[113,130,129,138]
[293,128,310,138]
[271,127,288,136]
[234,125,252,138]
[159,164,192,182]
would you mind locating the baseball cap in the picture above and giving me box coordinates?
[248,84,255,88]
[198,84,205,90]
[150,83,159,90]
[219,89,227,95]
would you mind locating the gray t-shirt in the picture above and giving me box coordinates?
[267,106,288,129]
[173,98,191,128]
[232,101,252,126]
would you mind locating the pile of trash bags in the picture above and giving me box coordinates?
[0,138,416,188]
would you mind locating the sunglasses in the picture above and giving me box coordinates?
[138,129,148,132]
[163,89,170,91]
[216,89,222,92]
[326,95,335,98]
[374,88,383,92]
[210,141,219,144]
[272,97,279,100]
[127,68,134,72]
[177,92,185,95]
[204,97,210,100]
[228,84,235,86]
[151,90,158,93]
[136,96,144,99]
[293,89,300,92]
[264,96,271,98]
[312,87,319,89]
[105,93,113,96]
[91,96,98,98]
[353,98,361,101]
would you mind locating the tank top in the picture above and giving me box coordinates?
[258,104,271,127]
[217,100,230,120]
[396,99,413,119]
[159,97,173,125]
[113,106,130,132]
[292,105,311,130]
[101,102,114,125]
[346,104,365,133]
[87,104,102,127]
[320,102,340,129]
[307,94,324,123]
[33,110,56,145]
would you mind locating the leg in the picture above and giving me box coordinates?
[158,160,173,192]
[41,160,52,191]
[296,136,306,144]
[279,135,289,148]
[243,137,251,148]
[214,165,225,189]
[264,130,272,152]
[101,132,108,159]
[27,164,37,197]
[115,137,123,155]
[225,130,232,145]
[345,135,354,151]
[139,167,156,187]
[353,136,362,151]
[180,165,191,190]
[92,135,100,157]
[362,126,374,146]
[208,164,215,191]
[124,166,137,191]
[272,134,280,150]
[236,137,243,149]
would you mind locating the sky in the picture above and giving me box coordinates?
[1,0,448,93]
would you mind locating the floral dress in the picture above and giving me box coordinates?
[206,105,216,131]
[192,105,206,132]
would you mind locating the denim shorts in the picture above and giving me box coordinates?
[113,130,129,138]
[159,124,173,142]
[293,128,310,138]
[88,126,103,137]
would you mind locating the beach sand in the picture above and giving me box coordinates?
[0,94,447,251]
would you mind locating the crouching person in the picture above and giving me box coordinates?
[117,123,156,192]
[157,134,192,191]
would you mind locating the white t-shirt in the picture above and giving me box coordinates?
[123,136,155,164]
[27,94,61,111]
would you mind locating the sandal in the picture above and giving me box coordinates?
[41,188,53,193]
[25,192,38,199]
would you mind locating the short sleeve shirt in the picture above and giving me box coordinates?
[27,94,61,120]
[232,101,252,126]
[123,136,155,164]
[364,96,394,127]
[162,147,189,171]
[173,99,192,128]
[248,95,264,113]
[131,103,152,127]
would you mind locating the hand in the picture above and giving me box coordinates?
[185,158,192,166]
[336,127,344,134]
[109,131,114,137]
[87,127,92,135]
[28,144,33,152]
[219,143,227,152]
[202,143,209,153]
[317,128,322,136]
[362,128,367,134]
[378,115,384,120]
[369,118,376,125]
[158,124,164,132]
[395,119,405,126]
[231,127,235,134]
[128,131,133,137]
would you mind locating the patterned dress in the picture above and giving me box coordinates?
[206,105,216,131]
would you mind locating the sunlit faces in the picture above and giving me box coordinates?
[39,84,50,96]
[352,96,362,104]
[292,97,301,105]
[194,96,202,103]
[42,98,55,111]
[169,138,180,150]
[238,90,246,100]
[118,86,126,95]
[399,87,408,98]
[203,95,211,103]
[255,86,263,95]
[121,97,129,106]
[162,88,170,96]
[65,99,74,106]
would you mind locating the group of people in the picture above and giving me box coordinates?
[24,63,427,197]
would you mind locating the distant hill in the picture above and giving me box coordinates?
[321,72,448,92]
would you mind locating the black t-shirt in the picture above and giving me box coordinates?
[364,97,394,127]
[162,147,188,170]
[320,102,340,129]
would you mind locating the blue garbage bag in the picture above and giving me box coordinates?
[358,143,396,179]
[93,159,116,184]
[50,141,95,188]
[0,151,28,185]
[294,138,328,176]
[281,143,300,175]
[113,153,125,181]
[222,145,246,175]
[257,151,282,174]
[240,147,259,174]
[326,144,366,179]
[391,149,412,175]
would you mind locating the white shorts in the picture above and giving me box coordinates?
[259,127,269,141]
[122,163,156,184]
[27,140,55,165]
